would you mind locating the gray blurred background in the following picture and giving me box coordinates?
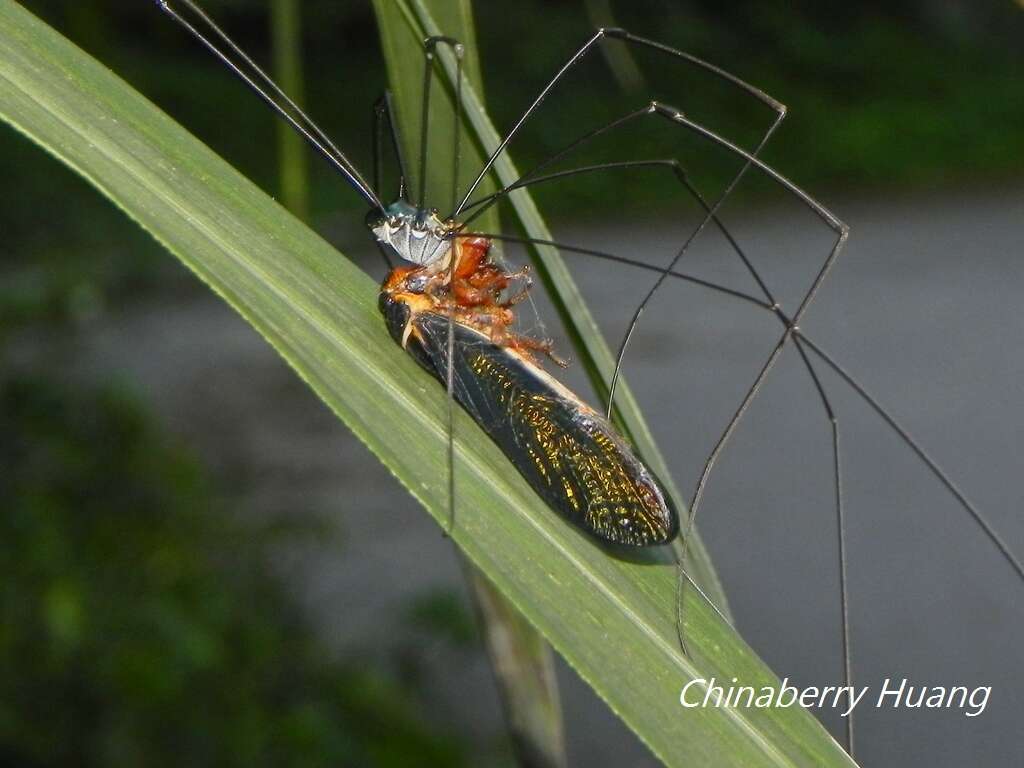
[3,2,1022,766]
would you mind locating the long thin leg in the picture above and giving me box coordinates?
[446,269,457,536]
[446,42,824,629]
[451,96,788,429]
[792,338,853,754]
[467,227,1024,590]
[628,110,850,652]
[373,91,410,204]
[796,332,1024,582]
[418,36,465,215]
[445,91,788,427]
[452,27,785,219]
[834,417,853,753]
[155,0,383,211]
[465,152,853,749]
[468,153,856,752]
[458,107,655,229]
[414,35,467,535]
[671,214,847,751]
[460,151,785,313]
[603,102,789,419]
[465,229,772,310]
[465,130,844,744]
[462,156,782,321]
[425,27,1013,760]
[496,147,848,700]
[472,215,1023,758]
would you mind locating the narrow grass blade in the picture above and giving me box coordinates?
[270,0,308,221]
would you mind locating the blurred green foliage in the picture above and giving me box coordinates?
[405,590,480,652]
[0,373,467,767]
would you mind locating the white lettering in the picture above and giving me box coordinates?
[733,685,756,708]
[777,678,799,708]
[965,687,991,717]
[754,687,775,708]
[877,677,907,707]
[677,677,991,717]
[679,678,705,708]
[703,677,725,708]
[840,686,869,718]
[799,686,820,708]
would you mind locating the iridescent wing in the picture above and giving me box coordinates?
[381,297,678,547]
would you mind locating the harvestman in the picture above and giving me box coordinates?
[156,1,1024,757]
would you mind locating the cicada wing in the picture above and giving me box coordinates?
[408,309,678,547]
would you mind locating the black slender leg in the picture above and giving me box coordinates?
[416,35,467,536]
[373,90,411,205]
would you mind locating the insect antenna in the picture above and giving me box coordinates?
[154,0,383,212]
